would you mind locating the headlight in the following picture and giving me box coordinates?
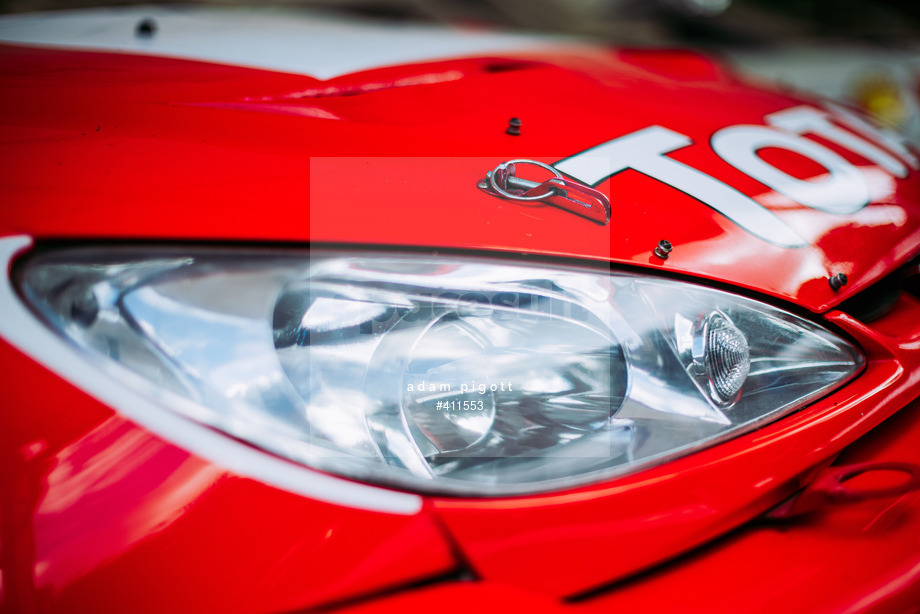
[18,247,864,495]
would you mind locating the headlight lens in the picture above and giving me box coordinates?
[20,247,864,495]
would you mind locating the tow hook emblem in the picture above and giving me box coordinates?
[477,159,611,225]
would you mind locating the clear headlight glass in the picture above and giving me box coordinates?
[19,247,864,495]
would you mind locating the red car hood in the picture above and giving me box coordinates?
[1,9,919,313]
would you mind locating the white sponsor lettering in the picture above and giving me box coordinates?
[557,106,914,246]
[711,125,870,214]
[824,102,919,170]
[767,105,909,178]
[0,6,556,80]
[554,126,808,247]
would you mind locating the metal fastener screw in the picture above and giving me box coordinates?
[506,117,522,136]
[829,272,848,291]
[654,239,673,259]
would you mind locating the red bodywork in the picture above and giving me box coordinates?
[2,20,920,613]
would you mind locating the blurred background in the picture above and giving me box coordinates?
[1,0,918,137]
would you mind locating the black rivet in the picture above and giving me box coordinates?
[506,117,522,136]
[654,239,673,259]
[829,272,848,291]
[135,18,157,38]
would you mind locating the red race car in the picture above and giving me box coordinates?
[2,6,920,613]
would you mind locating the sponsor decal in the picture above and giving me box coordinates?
[555,105,917,246]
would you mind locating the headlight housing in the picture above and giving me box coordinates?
[19,247,864,495]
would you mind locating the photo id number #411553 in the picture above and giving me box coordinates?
[435,400,486,411]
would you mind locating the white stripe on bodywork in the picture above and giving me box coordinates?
[0,235,423,515]
[0,5,559,79]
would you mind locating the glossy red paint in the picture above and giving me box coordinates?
[3,44,920,312]
[335,401,920,614]
[428,297,920,596]
[2,16,920,613]
[0,338,456,613]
